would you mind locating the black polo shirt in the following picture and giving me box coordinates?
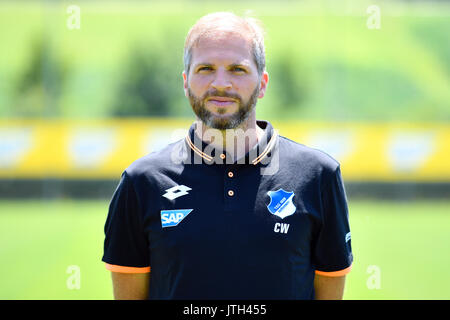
[102,120,353,299]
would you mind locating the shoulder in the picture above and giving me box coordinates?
[123,138,185,181]
[277,135,340,181]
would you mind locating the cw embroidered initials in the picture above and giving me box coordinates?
[274,223,290,234]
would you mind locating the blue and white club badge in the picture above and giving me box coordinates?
[161,209,193,228]
[266,189,296,219]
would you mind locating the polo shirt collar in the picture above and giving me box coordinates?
[185,120,278,166]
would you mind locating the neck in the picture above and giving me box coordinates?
[194,113,264,161]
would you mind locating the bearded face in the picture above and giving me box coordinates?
[187,84,260,130]
[183,32,268,131]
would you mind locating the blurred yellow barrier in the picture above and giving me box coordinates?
[0,119,449,182]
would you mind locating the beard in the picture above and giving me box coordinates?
[187,84,260,130]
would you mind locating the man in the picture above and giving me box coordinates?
[102,12,353,300]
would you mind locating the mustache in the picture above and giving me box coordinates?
[202,90,242,101]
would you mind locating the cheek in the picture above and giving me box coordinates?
[238,78,260,96]
[190,72,211,84]
[188,77,210,96]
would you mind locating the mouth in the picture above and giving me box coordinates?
[206,96,237,107]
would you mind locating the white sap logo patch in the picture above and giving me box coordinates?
[160,209,193,228]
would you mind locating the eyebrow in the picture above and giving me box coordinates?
[229,63,250,69]
[194,63,213,68]
[194,62,251,69]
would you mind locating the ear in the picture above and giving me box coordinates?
[258,71,269,99]
[182,71,188,97]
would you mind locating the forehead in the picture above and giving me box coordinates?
[190,32,254,65]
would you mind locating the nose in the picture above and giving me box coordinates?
[211,69,232,91]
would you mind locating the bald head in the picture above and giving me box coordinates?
[184,12,266,78]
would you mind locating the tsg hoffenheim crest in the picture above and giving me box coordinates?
[266,189,296,219]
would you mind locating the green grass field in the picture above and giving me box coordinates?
[0,199,449,299]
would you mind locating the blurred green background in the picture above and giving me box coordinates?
[0,0,449,299]
[1,0,449,121]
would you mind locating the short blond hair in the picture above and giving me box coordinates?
[184,12,266,77]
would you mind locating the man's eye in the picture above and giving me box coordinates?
[232,67,246,73]
[198,66,212,71]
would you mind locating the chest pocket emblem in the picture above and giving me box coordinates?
[267,189,296,219]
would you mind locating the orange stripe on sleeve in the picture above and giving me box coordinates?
[105,263,151,273]
[315,264,352,277]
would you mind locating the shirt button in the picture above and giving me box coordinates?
[228,190,234,197]
[228,171,234,178]
[220,153,226,160]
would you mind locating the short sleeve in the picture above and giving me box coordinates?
[102,171,150,273]
[312,166,353,277]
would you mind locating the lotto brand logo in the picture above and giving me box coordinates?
[161,209,193,228]
[345,232,351,242]
[163,185,192,200]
